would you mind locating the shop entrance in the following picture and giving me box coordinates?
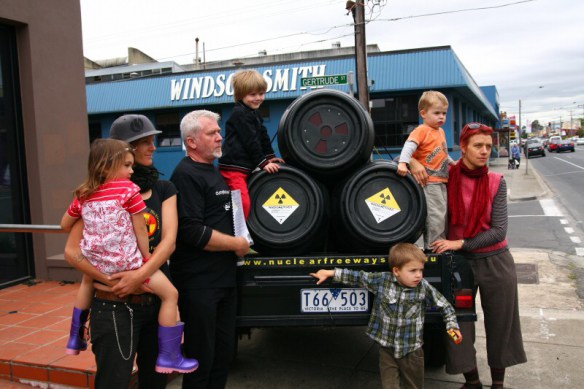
[0,25,34,288]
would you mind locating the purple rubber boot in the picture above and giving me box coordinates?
[65,307,89,355]
[155,322,199,374]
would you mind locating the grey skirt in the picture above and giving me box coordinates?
[444,249,527,374]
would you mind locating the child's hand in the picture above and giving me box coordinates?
[309,269,334,285]
[447,328,462,344]
[408,159,429,187]
[263,162,280,174]
[397,162,409,176]
[270,157,285,164]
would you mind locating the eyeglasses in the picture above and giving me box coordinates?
[463,123,492,131]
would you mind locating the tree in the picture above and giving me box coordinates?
[531,120,543,132]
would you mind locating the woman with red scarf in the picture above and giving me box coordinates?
[431,123,527,389]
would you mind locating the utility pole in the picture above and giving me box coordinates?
[518,99,522,139]
[351,0,370,112]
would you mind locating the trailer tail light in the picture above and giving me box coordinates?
[455,289,474,309]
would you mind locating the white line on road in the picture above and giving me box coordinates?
[570,236,582,244]
[576,247,584,256]
[560,219,568,225]
[508,215,563,218]
[553,156,584,170]
[565,227,575,234]
[539,199,563,216]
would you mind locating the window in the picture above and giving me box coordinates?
[258,104,270,120]
[88,121,102,144]
[453,97,460,145]
[156,112,182,147]
[370,95,419,148]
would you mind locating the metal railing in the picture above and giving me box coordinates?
[0,224,64,234]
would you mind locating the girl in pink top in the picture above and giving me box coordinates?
[61,139,197,374]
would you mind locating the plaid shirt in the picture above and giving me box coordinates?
[334,268,459,359]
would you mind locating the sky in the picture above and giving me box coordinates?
[80,0,584,131]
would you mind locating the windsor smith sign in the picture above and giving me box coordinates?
[170,64,347,101]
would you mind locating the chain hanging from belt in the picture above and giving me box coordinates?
[112,303,134,361]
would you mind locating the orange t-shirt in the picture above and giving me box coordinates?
[407,124,450,183]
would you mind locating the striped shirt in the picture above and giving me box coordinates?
[334,268,459,359]
[67,179,146,274]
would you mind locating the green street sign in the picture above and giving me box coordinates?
[301,74,348,87]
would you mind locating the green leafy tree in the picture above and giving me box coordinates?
[531,120,543,132]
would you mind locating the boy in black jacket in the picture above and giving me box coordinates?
[218,69,284,218]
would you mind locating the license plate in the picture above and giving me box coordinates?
[300,288,369,313]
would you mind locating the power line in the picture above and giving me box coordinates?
[375,0,536,22]
[85,0,536,65]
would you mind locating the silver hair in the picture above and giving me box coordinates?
[180,110,221,148]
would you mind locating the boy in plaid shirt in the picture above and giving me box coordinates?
[310,243,461,389]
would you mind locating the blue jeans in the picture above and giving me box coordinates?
[90,297,168,389]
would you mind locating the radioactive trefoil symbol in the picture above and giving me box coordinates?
[263,187,299,225]
[365,188,401,223]
[275,193,287,204]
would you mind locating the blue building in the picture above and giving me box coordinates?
[86,45,499,177]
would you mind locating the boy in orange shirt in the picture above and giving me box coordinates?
[397,91,455,250]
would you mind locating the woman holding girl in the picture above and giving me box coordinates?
[63,115,193,388]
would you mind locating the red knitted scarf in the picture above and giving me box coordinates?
[448,160,490,238]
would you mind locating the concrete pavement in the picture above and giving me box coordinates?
[488,157,549,202]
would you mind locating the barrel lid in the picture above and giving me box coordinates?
[333,160,426,251]
[247,165,328,255]
[278,89,374,177]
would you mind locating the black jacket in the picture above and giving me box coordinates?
[218,101,276,174]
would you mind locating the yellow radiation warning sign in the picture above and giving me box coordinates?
[262,187,299,224]
[365,188,401,223]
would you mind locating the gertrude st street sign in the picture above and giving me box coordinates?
[301,74,348,88]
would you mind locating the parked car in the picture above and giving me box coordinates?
[526,140,546,158]
[574,137,584,146]
[556,139,575,153]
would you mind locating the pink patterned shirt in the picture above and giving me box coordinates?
[67,179,146,274]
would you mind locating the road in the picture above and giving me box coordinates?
[531,145,584,224]
[509,146,584,256]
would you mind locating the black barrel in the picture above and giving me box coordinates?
[277,89,374,182]
[331,159,426,253]
[247,165,328,255]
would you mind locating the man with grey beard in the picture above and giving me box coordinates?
[170,110,249,389]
